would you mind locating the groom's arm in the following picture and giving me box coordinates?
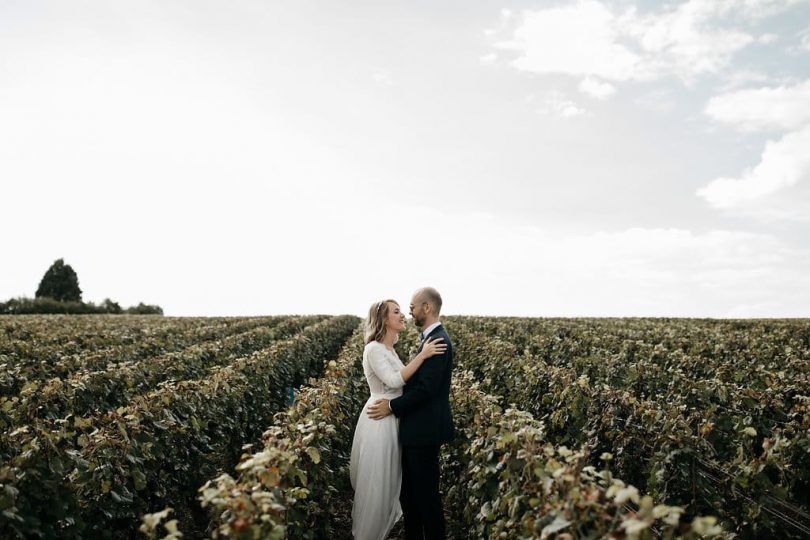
[388,341,451,418]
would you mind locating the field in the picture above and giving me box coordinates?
[1,315,808,539]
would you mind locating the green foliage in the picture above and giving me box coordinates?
[140,507,183,539]
[0,296,164,315]
[199,329,367,539]
[2,314,806,538]
[35,258,82,302]
[101,298,122,314]
[445,316,810,538]
[1,315,314,398]
[443,370,725,539]
[199,322,722,539]
[125,302,164,315]
[0,315,357,539]
[5,316,325,425]
[1,297,97,314]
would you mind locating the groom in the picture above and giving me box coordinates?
[368,286,454,539]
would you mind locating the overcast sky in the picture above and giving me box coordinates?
[2,0,809,317]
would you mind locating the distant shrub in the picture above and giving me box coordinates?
[101,298,123,314]
[1,297,94,314]
[0,297,163,315]
[124,302,164,315]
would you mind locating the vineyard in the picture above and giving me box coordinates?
[1,315,808,539]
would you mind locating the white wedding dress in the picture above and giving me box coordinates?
[350,341,406,540]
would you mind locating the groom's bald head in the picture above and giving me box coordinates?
[413,287,442,315]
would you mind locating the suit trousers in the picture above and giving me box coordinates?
[400,444,445,539]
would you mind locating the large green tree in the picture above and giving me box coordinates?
[35,258,83,302]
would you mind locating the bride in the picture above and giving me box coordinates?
[350,299,446,540]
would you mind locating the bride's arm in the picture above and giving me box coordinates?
[367,344,407,388]
[399,338,446,382]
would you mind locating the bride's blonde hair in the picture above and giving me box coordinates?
[365,299,398,344]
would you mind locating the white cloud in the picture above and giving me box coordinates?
[725,0,808,19]
[799,28,810,51]
[497,1,646,81]
[547,227,810,317]
[717,69,774,91]
[353,208,810,317]
[619,0,754,82]
[440,219,810,317]
[494,0,804,87]
[758,33,778,44]
[578,76,617,100]
[373,69,394,86]
[704,81,810,131]
[10,175,806,316]
[701,81,810,221]
[538,91,586,117]
[697,124,810,218]
[634,88,677,112]
[479,53,497,64]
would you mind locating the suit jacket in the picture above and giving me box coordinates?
[390,324,454,446]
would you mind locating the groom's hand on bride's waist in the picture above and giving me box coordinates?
[367,399,392,420]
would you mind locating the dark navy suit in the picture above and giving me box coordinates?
[389,323,454,539]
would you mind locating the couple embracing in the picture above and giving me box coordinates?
[349,287,454,539]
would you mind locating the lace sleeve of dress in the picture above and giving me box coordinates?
[367,343,406,389]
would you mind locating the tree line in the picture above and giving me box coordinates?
[1,258,163,315]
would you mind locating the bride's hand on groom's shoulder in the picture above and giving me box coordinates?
[422,337,447,359]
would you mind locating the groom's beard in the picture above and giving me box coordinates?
[414,315,425,329]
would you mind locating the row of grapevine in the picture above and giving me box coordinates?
[0,316,268,367]
[0,315,357,539]
[443,370,724,539]
[445,318,810,538]
[457,317,810,407]
[197,327,369,538]
[0,315,308,396]
[193,325,722,539]
[0,314,189,351]
[3,315,325,426]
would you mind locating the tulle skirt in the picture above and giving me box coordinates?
[350,395,403,540]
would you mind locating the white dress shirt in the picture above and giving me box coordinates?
[420,321,442,341]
